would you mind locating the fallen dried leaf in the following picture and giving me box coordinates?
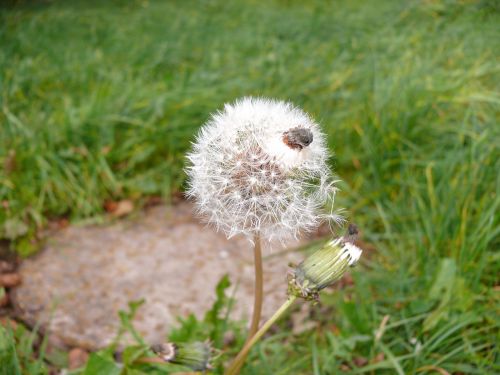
[375,315,390,341]
[372,352,385,364]
[68,348,89,370]
[352,157,361,169]
[329,324,341,335]
[145,196,163,207]
[57,218,70,229]
[0,317,17,330]
[0,288,8,307]
[353,356,368,367]
[394,301,404,309]
[107,200,134,218]
[101,146,112,155]
[0,273,21,287]
[104,200,118,213]
[0,260,16,273]
[4,149,16,174]
[340,364,351,371]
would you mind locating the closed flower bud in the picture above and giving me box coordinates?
[288,232,362,301]
[151,341,213,371]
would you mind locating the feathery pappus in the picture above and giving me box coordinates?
[186,97,343,243]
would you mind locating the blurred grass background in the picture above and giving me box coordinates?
[0,0,499,373]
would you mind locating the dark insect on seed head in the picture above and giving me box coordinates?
[344,223,359,244]
[282,127,314,150]
[347,223,359,237]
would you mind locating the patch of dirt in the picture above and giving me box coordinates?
[10,202,305,350]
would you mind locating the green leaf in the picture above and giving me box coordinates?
[169,314,201,342]
[118,300,146,346]
[204,274,231,325]
[452,276,474,311]
[0,326,22,375]
[168,274,240,373]
[82,352,122,375]
[339,300,371,334]
[44,347,68,369]
[203,274,231,346]
[121,345,148,367]
[423,258,456,331]
[15,236,38,258]
[427,258,456,300]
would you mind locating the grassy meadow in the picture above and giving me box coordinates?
[1,0,499,373]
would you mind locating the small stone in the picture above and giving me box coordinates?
[0,273,21,287]
[68,348,89,369]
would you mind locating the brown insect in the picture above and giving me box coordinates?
[344,223,359,245]
[282,127,314,150]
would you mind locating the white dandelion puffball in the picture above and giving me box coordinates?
[186,97,341,243]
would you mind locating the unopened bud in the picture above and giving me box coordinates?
[288,236,362,301]
[151,341,213,371]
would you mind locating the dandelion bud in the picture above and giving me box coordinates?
[151,341,213,371]
[186,97,343,243]
[288,234,362,301]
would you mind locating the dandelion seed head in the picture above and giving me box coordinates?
[186,97,342,243]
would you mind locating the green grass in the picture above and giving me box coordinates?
[1,0,499,373]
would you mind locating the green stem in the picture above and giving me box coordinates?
[225,296,297,375]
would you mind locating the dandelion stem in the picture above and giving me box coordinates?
[225,296,297,375]
[231,233,263,375]
[248,233,263,338]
